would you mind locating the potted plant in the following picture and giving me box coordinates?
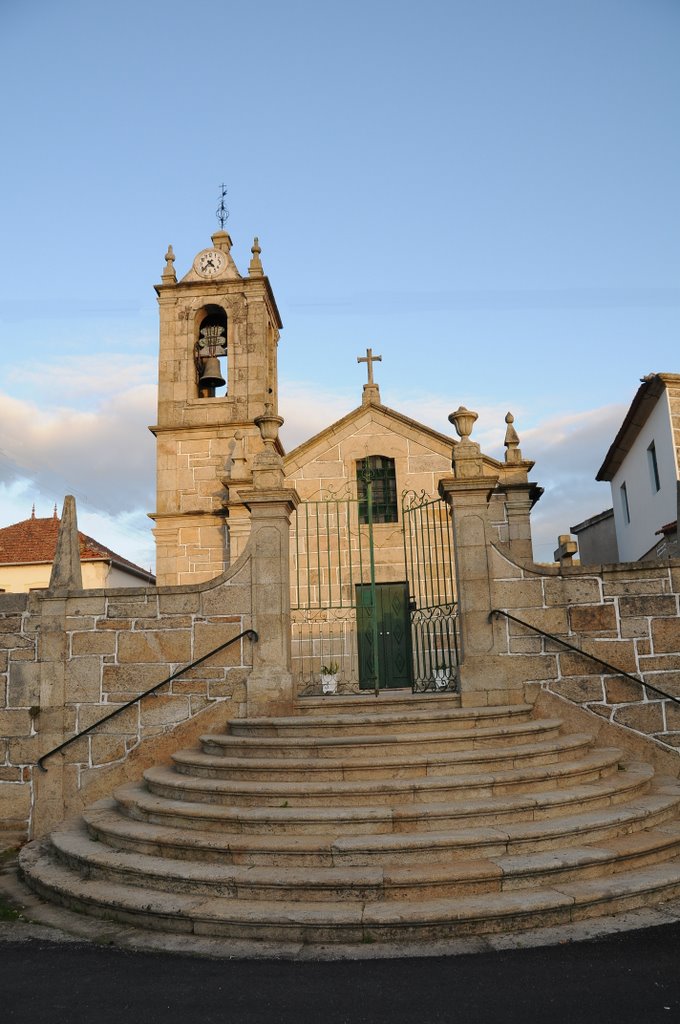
[433,661,450,690]
[320,661,340,694]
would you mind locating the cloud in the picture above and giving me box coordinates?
[0,480,155,571]
[279,381,357,450]
[279,379,515,453]
[4,353,157,404]
[0,359,627,573]
[522,404,626,560]
[0,387,156,513]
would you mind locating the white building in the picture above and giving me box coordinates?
[596,373,680,563]
[0,508,156,593]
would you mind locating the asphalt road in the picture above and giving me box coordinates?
[2,922,680,1024]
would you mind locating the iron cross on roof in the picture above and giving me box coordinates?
[357,347,382,385]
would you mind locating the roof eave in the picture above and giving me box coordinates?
[596,375,669,481]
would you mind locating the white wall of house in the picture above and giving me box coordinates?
[0,561,152,594]
[610,391,679,562]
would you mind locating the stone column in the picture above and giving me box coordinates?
[33,496,85,834]
[225,503,252,564]
[504,484,535,561]
[31,595,68,836]
[439,407,508,705]
[501,412,540,562]
[238,410,300,717]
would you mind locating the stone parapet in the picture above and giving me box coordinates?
[0,553,255,841]
[489,541,680,752]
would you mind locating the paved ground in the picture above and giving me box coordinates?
[2,853,680,1024]
[2,922,680,1024]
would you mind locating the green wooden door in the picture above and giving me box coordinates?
[357,582,412,690]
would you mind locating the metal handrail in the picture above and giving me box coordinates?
[490,609,680,707]
[37,628,258,771]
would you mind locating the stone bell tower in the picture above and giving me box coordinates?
[149,229,283,586]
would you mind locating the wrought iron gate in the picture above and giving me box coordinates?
[290,485,458,693]
[401,490,459,692]
[290,489,368,691]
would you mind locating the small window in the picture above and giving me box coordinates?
[647,441,661,492]
[620,481,631,524]
[357,455,398,524]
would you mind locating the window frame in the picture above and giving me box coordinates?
[620,481,631,524]
[356,455,398,525]
[647,440,661,493]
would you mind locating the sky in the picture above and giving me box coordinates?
[0,0,679,567]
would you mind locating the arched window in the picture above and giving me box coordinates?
[195,307,228,398]
[356,455,398,524]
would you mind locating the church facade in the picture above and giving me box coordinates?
[150,228,539,692]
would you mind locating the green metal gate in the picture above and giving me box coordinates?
[356,582,412,690]
[290,487,369,692]
[290,481,458,694]
[401,490,459,692]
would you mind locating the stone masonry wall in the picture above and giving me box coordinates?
[490,543,680,751]
[0,552,253,842]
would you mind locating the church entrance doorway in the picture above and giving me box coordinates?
[290,487,459,694]
[356,582,411,690]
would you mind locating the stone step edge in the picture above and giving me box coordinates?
[116,767,654,830]
[20,844,680,942]
[83,792,680,860]
[230,704,534,732]
[48,821,680,901]
[172,733,595,776]
[200,718,564,751]
[149,749,625,802]
[294,691,463,713]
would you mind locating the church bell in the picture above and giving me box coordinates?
[198,356,226,390]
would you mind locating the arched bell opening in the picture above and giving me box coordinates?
[195,306,228,398]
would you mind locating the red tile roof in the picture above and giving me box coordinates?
[0,513,155,583]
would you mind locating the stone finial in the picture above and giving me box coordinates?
[48,495,83,593]
[252,407,286,489]
[448,406,483,478]
[254,405,284,448]
[248,236,264,277]
[554,534,578,568]
[30,503,35,519]
[161,244,177,285]
[223,430,248,483]
[449,406,478,442]
[504,411,523,464]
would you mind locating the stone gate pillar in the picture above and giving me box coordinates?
[238,411,299,717]
[439,408,510,706]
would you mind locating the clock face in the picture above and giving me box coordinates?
[194,249,227,277]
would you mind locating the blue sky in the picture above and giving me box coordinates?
[1,0,678,565]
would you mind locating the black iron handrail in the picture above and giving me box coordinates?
[37,628,258,771]
[490,609,680,707]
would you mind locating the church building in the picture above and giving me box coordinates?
[150,227,539,693]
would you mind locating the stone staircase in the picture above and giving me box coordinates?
[19,692,680,945]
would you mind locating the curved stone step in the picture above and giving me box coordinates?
[200,718,564,760]
[146,748,624,808]
[83,786,680,866]
[48,819,680,904]
[172,732,596,782]
[115,767,653,836]
[20,839,680,943]
[294,691,463,716]
[229,704,534,738]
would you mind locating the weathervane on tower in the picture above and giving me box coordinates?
[216,184,229,229]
